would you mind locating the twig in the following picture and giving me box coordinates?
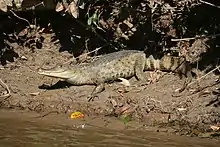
[0,78,11,98]
[9,10,31,26]
[76,19,118,50]
[200,0,220,9]
[188,65,220,87]
[171,33,220,42]
[63,44,107,65]
[77,46,104,58]
[25,1,44,11]
[36,111,59,118]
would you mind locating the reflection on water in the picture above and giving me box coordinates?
[0,109,219,147]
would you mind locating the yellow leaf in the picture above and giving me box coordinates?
[70,111,85,119]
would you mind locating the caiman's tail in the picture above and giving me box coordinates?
[145,55,192,78]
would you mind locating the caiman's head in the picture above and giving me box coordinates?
[38,67,81,79]
[38,66,93,85]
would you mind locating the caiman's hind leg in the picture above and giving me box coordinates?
[88,83,105,102]
[134,55,148,85]
[176,65,193,93]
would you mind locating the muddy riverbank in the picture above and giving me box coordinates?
[0,42,220,137]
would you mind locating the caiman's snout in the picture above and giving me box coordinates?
[38,68,72,79]
[38,68,65,74]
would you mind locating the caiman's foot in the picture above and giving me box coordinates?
[135,79,150,87]
[175,78,192,93]
[147,70,162,84]
[135,71,162,87]
[88,83,105,102]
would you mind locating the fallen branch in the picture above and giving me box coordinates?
[0,78,11,98]
[171,33,220,42]
[62,45,105,65]
[188,65,220,87]
[200,0,220,9]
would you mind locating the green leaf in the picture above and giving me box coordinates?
[87,17,93,25]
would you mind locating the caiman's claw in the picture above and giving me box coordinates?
[87,95,98,102]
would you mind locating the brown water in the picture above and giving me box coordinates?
[0,109,219,147]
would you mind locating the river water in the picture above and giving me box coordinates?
[0,109,219,147]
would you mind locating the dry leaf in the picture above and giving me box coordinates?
[176,107,187,111]
[118,106,130,114]
[18,28,28,37]
[210,125,220,131]
[29,25,36,29]
[174,88,181,92]
[29,92,40,96]
[14,0,23,9]
[20,56,28,60]
[0,0,7,12]
[56,2,64,12]
[68,1,79,19]
[4,0,13,6]
[118,78,130,86]
[110,98,118,107]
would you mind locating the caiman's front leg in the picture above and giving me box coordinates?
[88,83,105,102]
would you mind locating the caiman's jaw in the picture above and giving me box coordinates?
[38,68,74,79]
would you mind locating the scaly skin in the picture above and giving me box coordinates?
[38,50,192,101]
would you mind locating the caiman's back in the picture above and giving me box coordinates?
[89,50,142,66]
[87,50,145,83]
